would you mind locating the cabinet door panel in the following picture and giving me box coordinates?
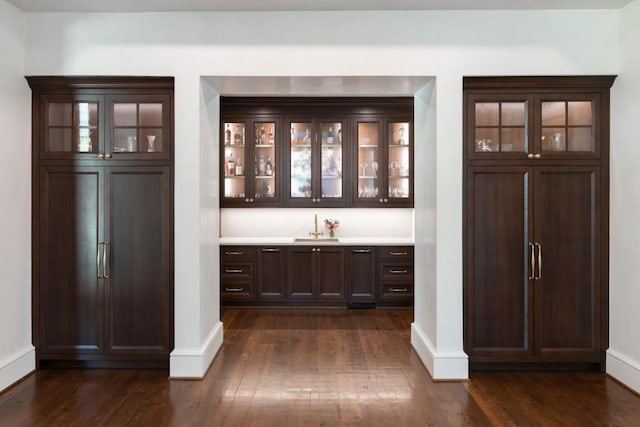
[106,167,173,353]
[346,247,376,303]
[533,167,600,360]
[287,247,314,299]
[466,167,533,359]
[257,247,285,300]
[316,247,345,300]
[38,167,103,353]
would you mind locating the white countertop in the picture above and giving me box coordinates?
[219,237,414,246]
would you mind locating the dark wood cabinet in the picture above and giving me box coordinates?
[220,245,412,307]
[346,247,377,305]
[463,76,614,370]
[286,247,346,301]
[377,246,414,306]
[28,77,174,368]
[220,97,413,208]
[257,247,286,300]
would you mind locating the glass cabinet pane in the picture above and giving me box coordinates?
[254,121,276,199]
[223,121,246,199]
[320,121,343,198]
[290,122,312,198]
[357,122,380,200]
[474,101,527,153]
[113,102,164,153]
[46,102,98,153]
[541,101,594,153]
[388,122,410,199]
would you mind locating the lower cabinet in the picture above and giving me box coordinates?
[220,245,413,307]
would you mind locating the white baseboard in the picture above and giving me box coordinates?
[0,346,35,392]
[607,348,640,394]
[169,321,223,378]
[411,323,468,380]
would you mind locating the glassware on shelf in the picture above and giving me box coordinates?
[371,160,379,178]
[235,157,243,176]
[225,124,231,145]
[291,127,297,144]
[359,162,368,177]
[327,127,335,144]
[259,125,267,145]
[268,127,274,145]
[398,126,406,145]
[127,135,137,152]
[233,126,243,145]
[147,135,156,152]
[303,129,312,145]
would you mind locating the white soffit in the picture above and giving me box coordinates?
[7,0,635,12]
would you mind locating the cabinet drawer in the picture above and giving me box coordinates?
[380,283,414,298]
[221,281,254,299]
[378,246,414,260]
[221,246,256,261]
[221,263,253,279]
[379,263,414,280]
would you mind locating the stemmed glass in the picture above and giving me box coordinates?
[359,162,368,177]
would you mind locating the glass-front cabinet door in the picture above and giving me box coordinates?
[108,94,172,160]
[467,94,531,159]
[536,94,599,158]
[287,118,346,207]
[354,117,413,207]
[40,95,102,160]
[468,92,600,160]
[221,117,280,206]
[387,121,412,204]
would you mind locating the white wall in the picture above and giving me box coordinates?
[609,0,640,394]
[14,9,619,382]
[0,0,34,391]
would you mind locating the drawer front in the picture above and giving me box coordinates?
[378,246,414,260]
[380,263,414,280]
[380,283,414,298]
[221,263,253,279]
[221,281,254,299]
[221,246,256,261]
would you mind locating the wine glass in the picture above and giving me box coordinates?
[359,162,368,177]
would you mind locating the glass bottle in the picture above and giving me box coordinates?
[327,127,334,144]
[291,127,297,144]
[338,127,342,143]
[227,153,235,176]
[303,129,312,145]
[233,126,243,145]
[269,127,274,145]
[225,123,231,145]
[258,154,266,176]
[235,157,243,176]
[259,125,267,145]
[266,155,273,176]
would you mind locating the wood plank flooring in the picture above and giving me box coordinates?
[1,308,639,426]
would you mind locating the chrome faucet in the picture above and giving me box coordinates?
[309,213,324,239]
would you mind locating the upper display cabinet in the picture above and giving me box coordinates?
[220,97,414,208]
[464,76,615,162]
[28,77,173,162]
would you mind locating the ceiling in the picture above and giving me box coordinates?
[7,0,635,12]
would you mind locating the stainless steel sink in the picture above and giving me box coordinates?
[294,237,339,242]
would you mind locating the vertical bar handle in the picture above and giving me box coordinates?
[103,241,111,279]
[528,242,535,280]
[535,243,542,280]
[97,242,104,278]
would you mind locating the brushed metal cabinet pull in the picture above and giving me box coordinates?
[353,249,371,253]
[225,287,244,292]
[225,268,244,274]
[262,248,280,253]
[103,241,110,279]
[528,242,535,280]
[225,251,244,255]
[97,242,104,278]
[389,251,408,256]
[535,243,542,279]
[389,288,408,293]
[390,269,408,274]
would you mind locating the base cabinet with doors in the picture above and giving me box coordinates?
[220,245,413,307]
[28,77,174,369]
[463,76,615,370]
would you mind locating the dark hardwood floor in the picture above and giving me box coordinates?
[1,308,639,426]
